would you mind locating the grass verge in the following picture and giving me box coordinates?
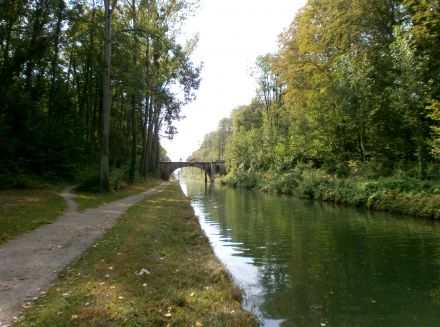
[0,179,164,244]
[0,186,66,244]
[75,179,163,212]
[15,182,257,326]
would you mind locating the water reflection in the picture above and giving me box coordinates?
[180,179,440,327]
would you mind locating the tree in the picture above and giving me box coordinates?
[190,118,232,162]
[101,0,118,191]
[0,0,200,189]
[195,0,440,181]
[403,0,440,167]
[251,54,283,112]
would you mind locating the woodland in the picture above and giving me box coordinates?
[191,0,440,217]
[0,0,200,190]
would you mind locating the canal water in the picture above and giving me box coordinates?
[179,178,440,327]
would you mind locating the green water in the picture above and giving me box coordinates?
[180,179,440,327]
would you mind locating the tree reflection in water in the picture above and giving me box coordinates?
[180,178,440,327]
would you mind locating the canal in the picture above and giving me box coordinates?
[179,178,440,327]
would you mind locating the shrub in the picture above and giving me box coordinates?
[224,163,440,219]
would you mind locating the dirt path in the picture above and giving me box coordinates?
[0,182,169,326]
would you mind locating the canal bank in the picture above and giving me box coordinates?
[13,182,257,326]
[181,178,440,326]
[222,168,440,219]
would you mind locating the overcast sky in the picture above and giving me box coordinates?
[161,0,307,161]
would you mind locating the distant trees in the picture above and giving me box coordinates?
[194,0,440,180]
[0,0,200,188]
[190,118,232,161]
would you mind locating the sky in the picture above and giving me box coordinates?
[161,0,307,161]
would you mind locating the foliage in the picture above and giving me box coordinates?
[195,0,440,219]
[0,0,200,188]
[222,166,440,219]
[190,0,440,218]
[189,117,232,161]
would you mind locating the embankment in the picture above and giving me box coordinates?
[223,168,440,219]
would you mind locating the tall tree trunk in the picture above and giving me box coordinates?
[359,117,367,162]
[129,93,137,183]
[25,0,49,92]
[48,0,64,118]
[150,106,161,175]
[128,0,138,184]
[140,38,150,178]
[416,137,428,180]
[151,128,159,175]
[140,95,150,177]
[144,102,155,175]
[100,0,116,191]
[154,130,160,174]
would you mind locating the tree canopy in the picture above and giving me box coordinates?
[193,0,440,180]
[0,0,200,188]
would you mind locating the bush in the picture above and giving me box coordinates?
[110,168,128,191]
[0,172,52,190]
[77,166,130,192]
[224,164,440,219]
[222,172,262,190]
[77,169,101,192]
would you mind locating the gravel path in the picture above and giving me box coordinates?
[0,182,169,326]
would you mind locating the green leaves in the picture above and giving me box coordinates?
[191,0,440,179]
[0,0,200,184]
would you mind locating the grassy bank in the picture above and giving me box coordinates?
[223,167,440,219]
[75,179,162,211]
[0,179,164,244]
[15,183,257,326]
[0,186,66,244]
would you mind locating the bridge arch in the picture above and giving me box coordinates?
[159,161,225,182]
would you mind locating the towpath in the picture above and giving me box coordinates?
[0,182,169,326]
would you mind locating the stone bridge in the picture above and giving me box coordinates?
[159,161,226,182]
